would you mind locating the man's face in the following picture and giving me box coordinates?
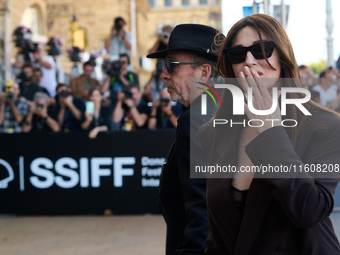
[32,71,42,84]
[130,87,140,102]
[83,65,94,77]
[325,69,335,79]
[160,51,202,107]
[36,98,47,108]
[12,83,20,96]
[23,67,33,81]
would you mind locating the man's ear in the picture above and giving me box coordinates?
[200,63,211,81]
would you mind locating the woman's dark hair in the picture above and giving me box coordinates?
[88,86,102,98]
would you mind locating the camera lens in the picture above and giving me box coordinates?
[162,32,170,40]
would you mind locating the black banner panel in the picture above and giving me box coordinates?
[0,131,176,215]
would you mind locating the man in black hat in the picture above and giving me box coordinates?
[147,24,224,255]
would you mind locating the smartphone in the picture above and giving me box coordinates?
[86,101,95,115]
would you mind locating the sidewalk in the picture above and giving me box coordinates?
[1,212,340,255]
[0,215,165,255]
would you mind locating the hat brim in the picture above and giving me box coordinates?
[146,48,218,61]
[146,49,169,59]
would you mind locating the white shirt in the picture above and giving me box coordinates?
[33,56,57,97]
[312,84,338,106]
[109,31,132,59]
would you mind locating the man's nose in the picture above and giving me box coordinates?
[160,67,170,80]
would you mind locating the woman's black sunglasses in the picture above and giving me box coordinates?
[162,61,202,74]
[223,41,276,64]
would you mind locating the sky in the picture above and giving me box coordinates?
[221,0,340,66]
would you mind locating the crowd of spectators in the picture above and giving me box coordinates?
[0,19,184,138]
[300,65,340,111]
[2,17,340,138]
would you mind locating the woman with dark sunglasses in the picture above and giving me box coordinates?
[199,14,340,255]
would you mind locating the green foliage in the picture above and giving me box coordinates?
[308,60,327,75]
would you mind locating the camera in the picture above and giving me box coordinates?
[13,27,38,62]
[18,40,38,63]
[5,81,14,101]
[115,24,122,32]
[46,37,62,56]
[36,103,44,111]
[68,46,82,62]
[7,92,14,101]
[160,97,170,107]
[122,87,132,99]
[161,32,170,40]
[106,61,125,77]
[16,72,27,84]
[59,90,71,98]
[5,87,13,101]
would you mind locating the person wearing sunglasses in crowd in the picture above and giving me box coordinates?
[198,14,340,255]
[147,24,225,255]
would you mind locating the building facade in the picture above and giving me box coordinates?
[3,0,221,87]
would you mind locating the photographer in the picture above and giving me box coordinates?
[23,92,60,133]
[54,83,85,132]
[148,88,182,130]
[312,67,340,110]
[105,17,131,58]
[32,68,57,106]
[143,62,166,101]
[112,87,150,131]
[0,81,28,133]
[101,53,139,108]
[146,25,173,100]
[15,45,57,97]
[81,87,111,139]
[69,61,99,100]
[18,63,42,102]
[148,25,173,55]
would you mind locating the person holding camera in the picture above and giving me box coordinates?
[32,68,57,106]
[105,17,131,58]
[143,62,166,101]
[148,25,173,56]
[54,83,85,132]
[17,63,42,102]
[312,67,340,110]
[81,87,111,138]
[15,46,57,97]
[22,92,60,133]
[146,25,173,101]
[69,61,100,100]
[112,86,150,131]
[0,80,29,133]
[148,88,183,130]
[101,53,139,109]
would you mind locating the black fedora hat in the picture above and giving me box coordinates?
[147,24,224,61]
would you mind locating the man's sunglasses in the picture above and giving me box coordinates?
[223,41,276,64]
[162,61,202,74]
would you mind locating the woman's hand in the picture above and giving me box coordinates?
[89,127,99,139]
[238,66,282,134]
